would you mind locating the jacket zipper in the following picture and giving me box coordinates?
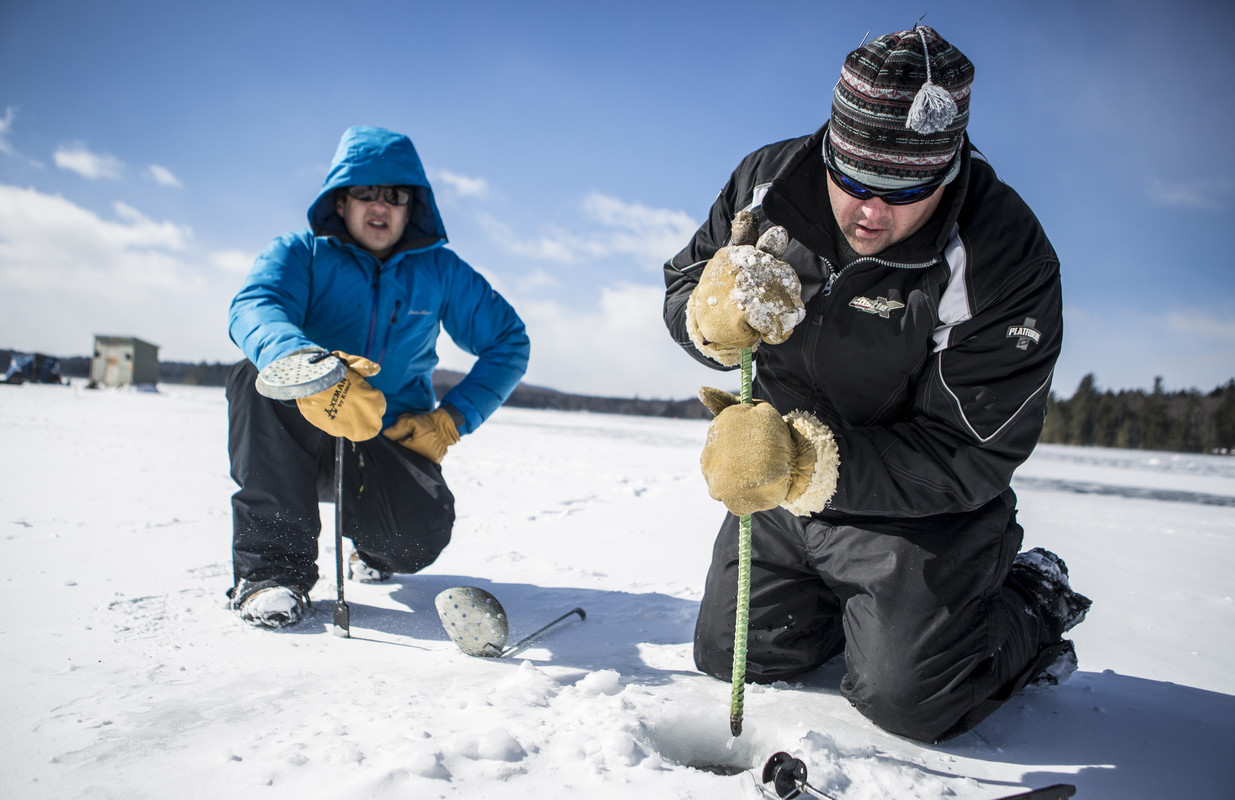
[363,265,382,359]
[821,257,839,296]
[821,254,940,296]
[376,300,401,365]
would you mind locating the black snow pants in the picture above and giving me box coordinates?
[693,490,1065,743]
[226,360,455,594]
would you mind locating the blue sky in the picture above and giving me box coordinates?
[2,0,1232,400]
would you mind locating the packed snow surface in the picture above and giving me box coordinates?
[2,383,1233,799]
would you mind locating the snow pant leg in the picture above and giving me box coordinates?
[227,360,331,593]
[694,508,847,682]
[342,435,455,575]
[831,489,1045,742]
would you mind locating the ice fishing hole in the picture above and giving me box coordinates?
[687,762,748,777]
[640,714,758,778]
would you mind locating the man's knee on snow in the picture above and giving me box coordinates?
[693,629,832,685]
[841,658,960,743]
[363,534,450,576]
[694,641,733,681]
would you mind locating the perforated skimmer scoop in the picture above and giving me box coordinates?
[435,587,510,657]
[435,586,585,658]
[254,350,348,400]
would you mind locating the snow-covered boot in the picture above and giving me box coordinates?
[348,550,393,584]
[1030,639,1079,686]
[1010,547,1092,637]
[231,580,311,629]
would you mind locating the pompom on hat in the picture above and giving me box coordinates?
[828,25,974,191]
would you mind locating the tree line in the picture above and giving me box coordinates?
[9,349,1234,451]
[1040,374,1235,454]
[129,364,1235,450]
[3,350,713,421]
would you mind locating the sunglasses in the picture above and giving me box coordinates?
[824,141,950,206]
[346,185,413,206]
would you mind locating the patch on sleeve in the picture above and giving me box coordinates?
[1007,317,1042,351]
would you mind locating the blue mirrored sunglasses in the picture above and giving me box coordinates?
[346,185,413,206]
[824,141,950,205]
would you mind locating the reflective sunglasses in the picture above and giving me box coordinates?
[824,141,950,205]
[346,185,413,206]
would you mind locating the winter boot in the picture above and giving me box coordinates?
[348,550,393,584]
[1030,639,1079,686]
[1010,547,1092,637]
[231,579,311,629]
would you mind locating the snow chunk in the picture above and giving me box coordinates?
[458,727,527,762]
[406,752,450,780]
[574,669,624,697]
[756,225,789,257]
[496,660,562,707]
[727,245,804,343]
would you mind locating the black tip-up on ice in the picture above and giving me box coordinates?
[760,752,1077,800]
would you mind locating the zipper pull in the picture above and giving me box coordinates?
[822,269,838,297]
[818,255,839,297]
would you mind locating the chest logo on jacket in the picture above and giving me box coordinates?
[1007,317,1041,350]
[849,296,905,319]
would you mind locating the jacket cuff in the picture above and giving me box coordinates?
[440,403,465,432]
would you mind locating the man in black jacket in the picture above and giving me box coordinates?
[662,26,1090,742]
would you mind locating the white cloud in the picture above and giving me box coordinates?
[1146,177,1234,211]
[0,186,193,296]
[442,194,716,397]
[435,168,489,198]
[0,184,245,363]
[512,268,559,294]
[434,281,725,400]
[580,192,699,265]
[209,249,257,275]
[1165,310,1235,339]
[476,212,577,264]
[1060,303,1091,323]
[0,106,42,168]
[149,164,183,188]
[53,144,124,180]
[0,106,16,157]
[481,193,700,269]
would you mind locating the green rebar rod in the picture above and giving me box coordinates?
[729,345,754,736]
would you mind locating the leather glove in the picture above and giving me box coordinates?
[295,351,386,441]
[382,407,461,464]
[697,387,839,517]
[686,211,805,366]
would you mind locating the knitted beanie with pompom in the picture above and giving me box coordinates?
[829,26,974,190]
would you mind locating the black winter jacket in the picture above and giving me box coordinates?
[663,124,1062,518]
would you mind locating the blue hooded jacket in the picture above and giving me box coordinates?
[229,126,530,434]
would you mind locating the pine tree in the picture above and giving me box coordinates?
[1040,392,1069,443]
[1139,377,1169,451]
[1067,374,1099,446]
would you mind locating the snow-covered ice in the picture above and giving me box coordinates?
[2,382,1233,798]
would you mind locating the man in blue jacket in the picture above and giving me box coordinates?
[226,126,530,629]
